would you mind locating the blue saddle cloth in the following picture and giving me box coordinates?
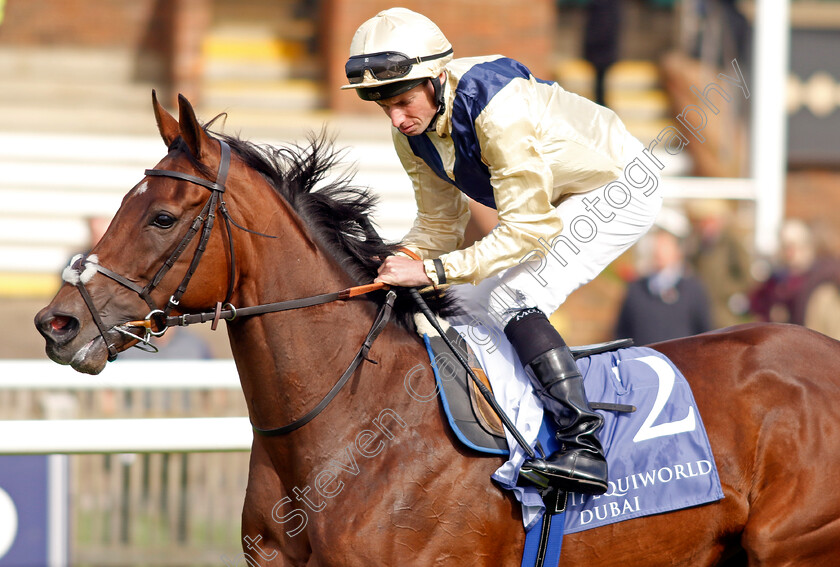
[425,343,724,567]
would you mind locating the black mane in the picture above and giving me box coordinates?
[183,127,454,325]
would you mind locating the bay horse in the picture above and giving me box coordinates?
[36,92,840,566]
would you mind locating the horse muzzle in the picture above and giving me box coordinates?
[35,305,116,375]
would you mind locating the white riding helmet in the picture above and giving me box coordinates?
[342,7,453,101]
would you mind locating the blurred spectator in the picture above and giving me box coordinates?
[749,219,840,339]
[685,0,750,67]
[615,228,713,345]
[87,215,111,248]
[685,199,754,328]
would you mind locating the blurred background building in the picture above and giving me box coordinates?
[2,0,840,564]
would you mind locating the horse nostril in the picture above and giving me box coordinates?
[40,312,80,343]
[51,315,74,332]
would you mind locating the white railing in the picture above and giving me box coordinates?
[0,417,252,454]
[0,359,240,390]
[0,360,252,454]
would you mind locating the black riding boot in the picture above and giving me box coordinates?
[504,309,608,495]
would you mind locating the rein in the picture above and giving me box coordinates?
[253,290,396,436]
[62,136,398,435]
[135,282,389,330]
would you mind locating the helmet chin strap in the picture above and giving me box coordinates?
[425,73,447,132]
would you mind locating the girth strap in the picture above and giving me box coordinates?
[252,290,396,436]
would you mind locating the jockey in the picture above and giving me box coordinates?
[343,7,662,495]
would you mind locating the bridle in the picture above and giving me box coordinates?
[63,136,396,435]
[64,139,237,359]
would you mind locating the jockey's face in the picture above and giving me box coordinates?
[376,78,438,136]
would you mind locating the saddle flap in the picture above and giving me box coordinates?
[418,312,508,455]
[440,326,506,440]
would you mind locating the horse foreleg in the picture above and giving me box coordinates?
[240,438,312,567]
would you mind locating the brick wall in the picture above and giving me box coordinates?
[0,0,213,104]
[0,0,171,51]
[2,0,556,113]
[170,0,212,104]
[322,0,557,114]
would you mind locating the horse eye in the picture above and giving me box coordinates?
[151,212,177,229]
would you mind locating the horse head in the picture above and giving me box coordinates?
[34,92,272,374]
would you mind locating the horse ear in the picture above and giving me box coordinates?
[152,89,180,147]
[177,93,208,159]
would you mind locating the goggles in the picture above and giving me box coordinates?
[345,48,453,84]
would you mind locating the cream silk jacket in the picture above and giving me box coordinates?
[393,55,643,285]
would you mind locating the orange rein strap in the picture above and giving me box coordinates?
[338,281,390,299]
[396,246,422,261]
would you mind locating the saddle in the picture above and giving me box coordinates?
[417,314,633,455]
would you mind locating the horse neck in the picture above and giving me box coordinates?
[223,206,427,467]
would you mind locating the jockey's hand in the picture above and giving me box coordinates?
[374,256,433,287]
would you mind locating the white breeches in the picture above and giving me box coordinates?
[455,164,664,327]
